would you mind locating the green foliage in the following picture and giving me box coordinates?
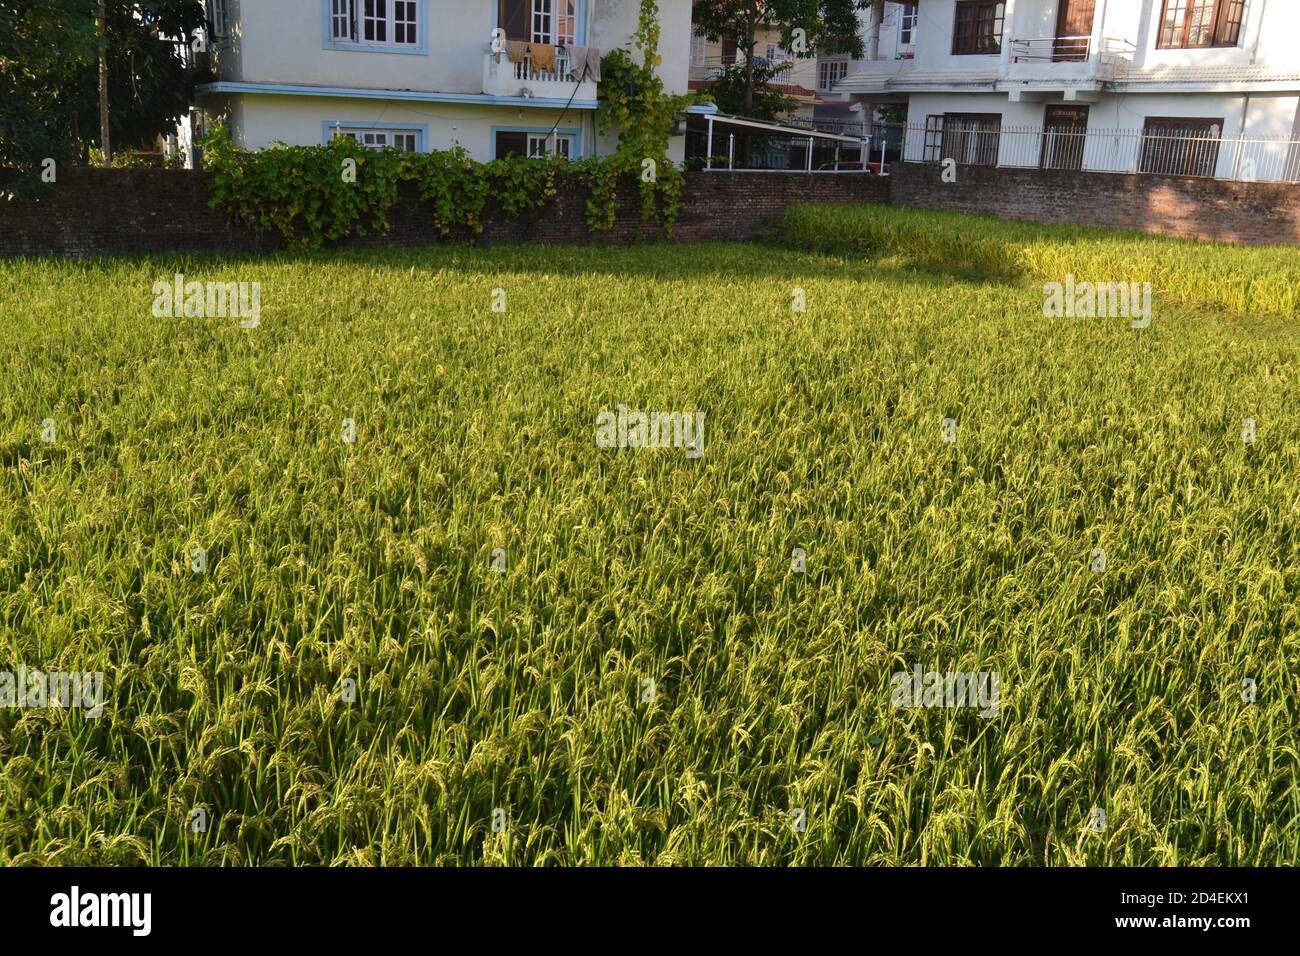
[569,157,620,233]
[698,59,799,121]
[203,126,400,246]
[692,0,868,110]
[1,0,207,197]
[0,0,98,198]
[2,229,1297,864]
[77,1,209,153]
[595,0,700,232]
[203,123,612,248]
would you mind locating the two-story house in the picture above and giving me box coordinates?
[183,0,692,166]
[836,0,1300,180]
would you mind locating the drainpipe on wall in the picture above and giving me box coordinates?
[1251,0,1268,65]
[1232,94,1251,180]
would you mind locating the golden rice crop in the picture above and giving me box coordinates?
[0,221,1296,864]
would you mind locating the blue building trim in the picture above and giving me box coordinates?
[488,125,583,159]
[197,81,600,111]
[321,120,430,150]
[322,0,429,55]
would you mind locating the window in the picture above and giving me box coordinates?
[898,5,918,47]
[765,42,789,63]
[1139,117,1222,177]
[817,59,849,91]
[329,0,419,47]
[923,114,944,162]
[952,2,1005,55]
[209,0,227,38]
[494,130,576,159]
[556,0,576,46]
[528,132,573,158]
[331,0,356,42]
[690,33,708,66]
[498,0,576,45]
[1157,0,1245,49]
[531,0,551,41]
[332,127,420,151]
[941,113,1001,165]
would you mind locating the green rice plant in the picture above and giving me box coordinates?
[0,231,1296,865]
[779,203,1300,318]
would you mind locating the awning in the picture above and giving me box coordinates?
[690,112,864,145]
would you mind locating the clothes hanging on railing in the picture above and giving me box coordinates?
[568,46,601,82]
[505,40,529,63]
[530,42,557,73]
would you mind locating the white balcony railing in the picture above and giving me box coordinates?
[482,50,598,100]
[1011,35,1093,62]
[1008,35,1136,80]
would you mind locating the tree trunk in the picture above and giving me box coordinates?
[98,0,111,167]
[742,6,757,113]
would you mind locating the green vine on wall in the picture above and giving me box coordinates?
[596,0,700,231]
[203,123,575,248]
[201,0,699,248]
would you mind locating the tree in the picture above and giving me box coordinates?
[77,1,209,159]
[692,0,869,114]
[0,0,207,195]
[702,59,798,121]
[0,0,98,196]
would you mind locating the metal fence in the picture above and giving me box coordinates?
[887,121,1300,183]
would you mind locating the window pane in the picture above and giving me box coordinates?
[364,0,386,42]
[557,0,576,46]
[1187,0,1214,45]
[1160,0,1189,47]
[532,0,553,43]
[395,0,417,44]
[332,0,355,40]
[496,130,529,158]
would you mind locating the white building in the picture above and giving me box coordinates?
[836,0,1300,180]
[182,0,692,165]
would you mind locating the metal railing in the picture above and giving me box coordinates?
[783,117,870,137]
[892,121,1300,183]
[1011,35,1092,62]
[503,49,574,83]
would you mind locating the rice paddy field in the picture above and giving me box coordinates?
[1,204,1297,865]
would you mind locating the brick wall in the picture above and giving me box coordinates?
[2,164,1296,258]
[0,168,889,259]
[889,162,1300,246]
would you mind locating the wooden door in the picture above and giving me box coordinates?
[1053,0,1096,61]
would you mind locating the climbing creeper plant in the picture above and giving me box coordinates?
[596,0,699,231]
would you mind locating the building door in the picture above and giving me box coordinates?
[1053,0,1096,61]
[1041,105,1089,170]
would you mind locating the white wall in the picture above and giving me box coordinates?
[234,94,590,158]
[904,89,1300,178]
